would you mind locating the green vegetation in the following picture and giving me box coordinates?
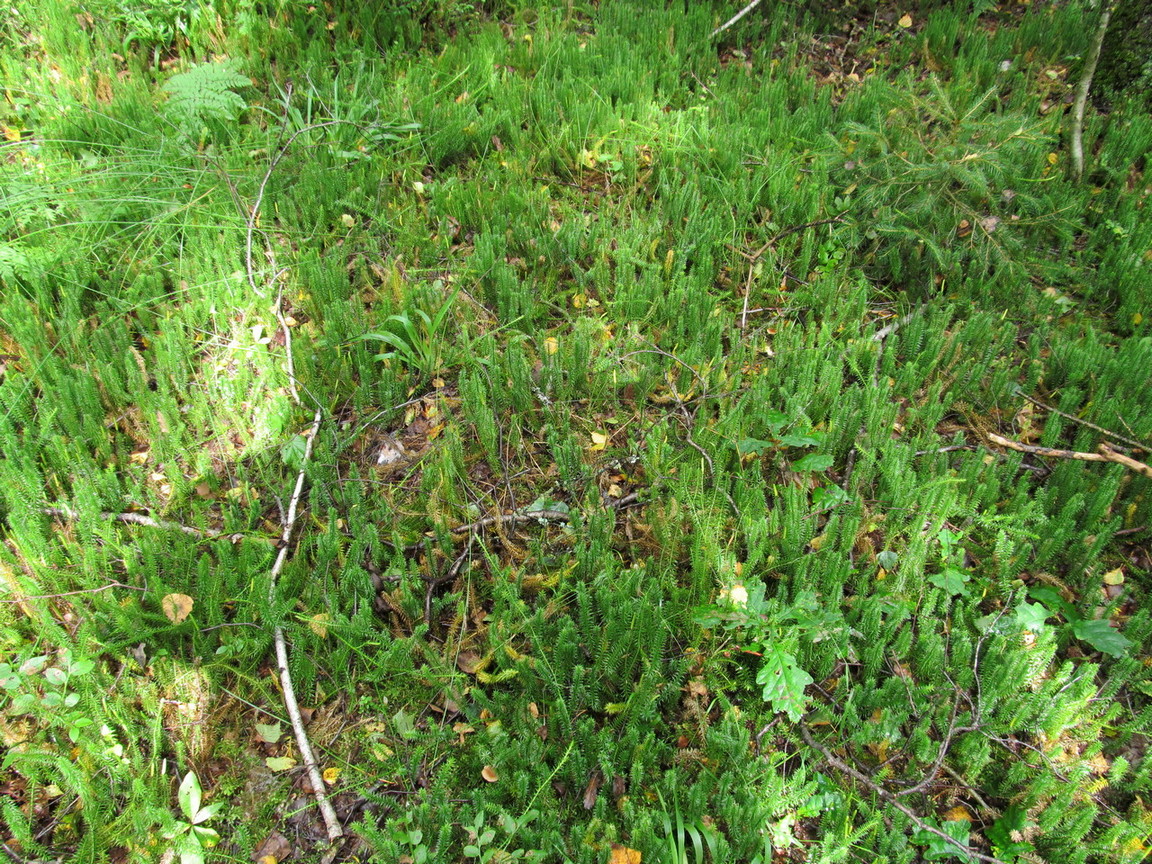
[1,0,1150,861]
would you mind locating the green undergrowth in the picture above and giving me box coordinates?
[1,0,1151,861]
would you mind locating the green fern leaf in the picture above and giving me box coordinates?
[163,62,250,126]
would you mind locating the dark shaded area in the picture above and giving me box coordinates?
[1097,0,1152,108]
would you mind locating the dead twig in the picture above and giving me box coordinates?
[40,506,275,545]
[987,433,1152,480]
[710,0,764,37]
[871,304,927,343]
[799,725,1009,864]
[446,493,643,538]
[1071,3,1113,181]
[265,407,343,844]
[0,581,145,604]
[1015,389,1149,452]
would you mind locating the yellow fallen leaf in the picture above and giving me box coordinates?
[609,844,642,864]
[898,13,912,27]
[1102,568,1124,585]
[309,613,330,638]
[161,593,194,624]
[322,766,341,785]
[129,450,150,465]
[590,432,609,451]
[340,213,355,228]
[544,336,559,354]
[944,805,972,822]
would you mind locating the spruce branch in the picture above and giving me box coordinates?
[1070,2,1113,181]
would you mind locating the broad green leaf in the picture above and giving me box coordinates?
[779,432,823,448]
[756,646,813,722]
[913,819,973,862]
[987,805,1033,861]
[280,434,308,471]
[737,438,776,455]
[1027,586,1079,622]
[792,453,834,472]
[928,568,970,596]
[254,721,282,744]
[178,772,201,822]
[1071,619,1132,658]
[1015,602,1050,632]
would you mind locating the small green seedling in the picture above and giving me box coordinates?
[165,772,222,864]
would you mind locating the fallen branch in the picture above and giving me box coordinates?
[711,0,765,38]
[42,506,216,538]
[799,725,1009,864]
[987,433,1152,479]
[265,407,343,844]
[0,581,145,604]
[40,506,275,545]
[1015,388,1148,452]
[1070,3,1113,181]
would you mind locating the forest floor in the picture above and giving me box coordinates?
[1,1,1151,862]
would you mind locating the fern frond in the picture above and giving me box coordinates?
[163,62,250,126]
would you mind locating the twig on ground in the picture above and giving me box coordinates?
[749,217,846,261]
[273,276,300,406]
[941,763,999,816]
[987,433,1152,479]
[1071,3,1113,181]
[739,259,755,330]
[677,403,742,518]
[0,581,145,604]
[41,507,220,539]
[871,304,927,342]
[446,492,643,538]
[1015,389,1149,452]
[245,120,346,299]
[914,445,972,457]
[799,725,1009,864]
[710,0,764,37]
[265,407,343,844]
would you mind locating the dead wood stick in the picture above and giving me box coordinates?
[987,433,1152,479]
[1071,3,1112,181]
[1015,389,1149,452]
[711,0,764,37]
[265,407,343,844]
[41,506,216,538]
[799,725,1009,864]
[40,506,275,545]
[445,493,643,538]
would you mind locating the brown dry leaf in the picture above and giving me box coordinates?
[161,593,194,624]
[609,844,642,864]
[583,770,603,810]
[481,765,499,783]
[253,831,292,864]
[456,650,483,674]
